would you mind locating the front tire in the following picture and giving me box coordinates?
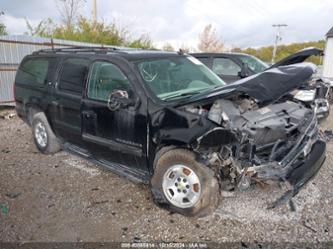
[32,112,61,154]
[151,148,220,217]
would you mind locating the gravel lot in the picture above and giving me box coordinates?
[0,107,333,244]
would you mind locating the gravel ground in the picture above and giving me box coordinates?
[0,107,332,244]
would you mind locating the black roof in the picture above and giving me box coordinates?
[326,26,333,38]
[32,47,181,61]
[117,50,180,61]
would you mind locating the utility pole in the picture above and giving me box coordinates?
[92,0,97,29]
[271,24,287,64]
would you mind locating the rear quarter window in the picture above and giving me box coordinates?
[16,57,57,85]
[58,58,90,95]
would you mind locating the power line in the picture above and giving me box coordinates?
[271,24,288,64]
[92,0,97,30]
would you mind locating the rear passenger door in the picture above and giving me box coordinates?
[51,57,90,143]
[211,57,242,83]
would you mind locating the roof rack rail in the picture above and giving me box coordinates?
[32,46,122,55]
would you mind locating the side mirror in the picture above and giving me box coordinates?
[108,90,138,111]
[238,63,250,78]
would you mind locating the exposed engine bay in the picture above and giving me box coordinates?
[181,95,324,207]
[148,62,326,211]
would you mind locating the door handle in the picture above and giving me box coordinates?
[82,111,96,120]
[52,100,59,107]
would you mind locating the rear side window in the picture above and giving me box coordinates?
[16,57,57,85]
[58,58,90,95]
[212,58,241,76]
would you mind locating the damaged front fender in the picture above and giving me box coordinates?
[150,107,216,145]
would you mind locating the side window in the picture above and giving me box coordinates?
[87,61,132,102]
[16,57,57,85]
[58,58,90,95]
[212,58,241,76]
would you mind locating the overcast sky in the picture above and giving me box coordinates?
[1,0,333,50]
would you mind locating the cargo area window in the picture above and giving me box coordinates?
[87,61,132,102]
[212,58,241,76]
[16,57,57,85]
[58,58,90,95]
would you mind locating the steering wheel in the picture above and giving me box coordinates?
[140,63,159,82]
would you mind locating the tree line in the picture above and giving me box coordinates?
[232,40,325,65]
[3,0,154,49]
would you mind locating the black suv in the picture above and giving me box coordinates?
[15,47,326,216]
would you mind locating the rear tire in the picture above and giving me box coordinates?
[32,112,61,154]
[151,148,220,217]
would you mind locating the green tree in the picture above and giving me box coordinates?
[235,40,325,65]
[51,17,127,45]
[162,42,175,51]
[127,34,154,49]
[0,22,7,35]
[29,16,154,49]
[25,18,54,36]
[0,11,8,35]
[24,0,154,49]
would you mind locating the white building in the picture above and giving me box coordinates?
[323,26,333,80]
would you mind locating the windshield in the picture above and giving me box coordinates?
[237,54,268,74]
[137,56,226,101]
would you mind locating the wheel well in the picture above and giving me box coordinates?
[27,106,43,125]
[27,106,53,128]
[152,145,199,173]
[28,107,55,134]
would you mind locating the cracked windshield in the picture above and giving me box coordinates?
[138,56,226,101]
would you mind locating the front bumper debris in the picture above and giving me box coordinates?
[286,140,325,192]
[268,139,326,209]
[245,114,326,208]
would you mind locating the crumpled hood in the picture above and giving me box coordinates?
[268,47,323,69]
[183,62,316,105]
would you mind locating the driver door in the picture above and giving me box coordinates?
[81,60,148,175]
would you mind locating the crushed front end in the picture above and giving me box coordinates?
[187,98,326,207]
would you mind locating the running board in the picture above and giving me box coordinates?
[62,142,150,184]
